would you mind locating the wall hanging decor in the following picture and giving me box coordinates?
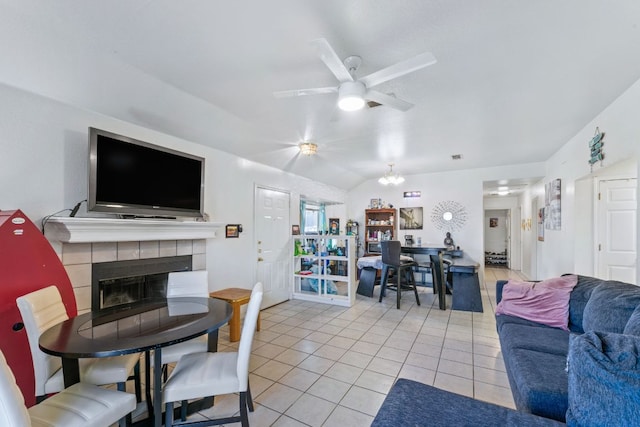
[544,179,561,230]
[329,218,340,235]
[538,208,545,241]
[399,207,423,230]
[431,200,468,232]
[588,127,605,170]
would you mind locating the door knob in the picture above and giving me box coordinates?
[258,257,264,262]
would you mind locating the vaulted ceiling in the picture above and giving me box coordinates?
[3,1,640,190]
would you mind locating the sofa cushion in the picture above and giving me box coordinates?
[496,313,557,334]
[582,283,640,333]
[502,348,569,422]
[567,275,603,333]
[624,305,640,336]
[498,322,570,356]
[566,332,640,427]
[496,275,577,331]
[372,378,564,427]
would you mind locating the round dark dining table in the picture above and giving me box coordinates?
[39,297,232,427]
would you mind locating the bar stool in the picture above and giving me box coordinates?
[379,241,420,309]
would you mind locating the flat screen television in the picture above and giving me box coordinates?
[88,127,205,218]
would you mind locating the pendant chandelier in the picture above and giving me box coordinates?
[378,163,405,185]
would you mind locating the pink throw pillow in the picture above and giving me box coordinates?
[496,275,578,330]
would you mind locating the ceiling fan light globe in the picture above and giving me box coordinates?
[338,96,365,111]
[338,81,366,111]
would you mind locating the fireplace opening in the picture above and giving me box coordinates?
[92,255,192,312]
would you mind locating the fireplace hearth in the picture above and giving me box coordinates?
[92,255,192,311]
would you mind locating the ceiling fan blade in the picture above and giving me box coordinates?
[366,90,414,111]
[310,38,354,83]
[360,52,437,88]
[273,87,337,98]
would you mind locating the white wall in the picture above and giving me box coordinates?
[347,162,545,283]
[519,78,640,282]
[348,75,640,284]
[0,83,347,291]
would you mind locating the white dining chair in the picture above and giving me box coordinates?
[156,271,210,367]
[0,349,136,427]
[16,286,142,406]
[162,282,264,427]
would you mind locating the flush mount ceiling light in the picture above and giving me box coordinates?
[378,163,405,185]
[299,142,318,156]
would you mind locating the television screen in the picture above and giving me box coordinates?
[88,128,204,218]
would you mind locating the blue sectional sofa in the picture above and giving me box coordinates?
[496,275,640,422]
[372,274,640,427]
[372,378,563,427]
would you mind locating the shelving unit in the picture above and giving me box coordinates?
[485,251,508,267]
[364,208,396,255]
[293,235,356,307]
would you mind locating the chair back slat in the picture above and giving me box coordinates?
[381,241,402,267]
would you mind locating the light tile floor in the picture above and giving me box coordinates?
[137,267,527,426]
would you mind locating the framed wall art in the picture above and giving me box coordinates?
[225,224,240,238]
[400,207,423,230]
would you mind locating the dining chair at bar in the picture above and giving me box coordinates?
[153,271,210,374]
[16,285,142,426]
[163,282,264,427]
[430,253,451,310]
[379,240,420,309]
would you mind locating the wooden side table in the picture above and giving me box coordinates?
[209,288,261,342]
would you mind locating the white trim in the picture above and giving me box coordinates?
[44,217,222,243]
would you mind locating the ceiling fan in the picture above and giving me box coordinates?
[274,38,437,112]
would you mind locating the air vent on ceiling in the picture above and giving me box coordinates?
[451,154,462,160]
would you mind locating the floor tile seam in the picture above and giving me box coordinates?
[273,374,354,424]
[334,383,386,419]
[472,376,512,389]
[253,381,310,417]
[318,403,374,427]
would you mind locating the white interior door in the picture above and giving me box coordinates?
[255,186,291,307]
[597,178,637,284]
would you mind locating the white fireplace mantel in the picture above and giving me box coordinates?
[44,217,223,243]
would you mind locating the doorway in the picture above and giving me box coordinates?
[484,209,510,268]
[255,186,291,307]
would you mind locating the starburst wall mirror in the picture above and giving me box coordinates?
[431,200,468,232]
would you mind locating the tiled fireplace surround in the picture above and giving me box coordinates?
[60,239,207,314]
